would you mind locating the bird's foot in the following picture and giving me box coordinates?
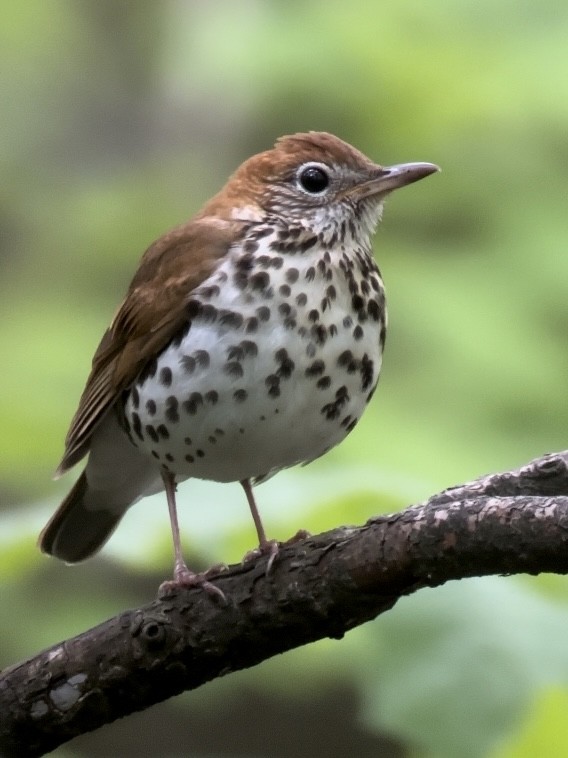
[158,561,228,603]
[242,530,311,573]
[242,538,280,574]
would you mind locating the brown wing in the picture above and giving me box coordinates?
[56,217,245,475]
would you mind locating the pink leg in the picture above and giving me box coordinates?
[240,478,279,572]
[159,469,226,601]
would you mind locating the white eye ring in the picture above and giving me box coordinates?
[296,162,331,195]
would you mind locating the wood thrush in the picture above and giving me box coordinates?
[39,132,438,596]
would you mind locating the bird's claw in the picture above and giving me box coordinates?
[242,538,280,574]
[158,562,228,603]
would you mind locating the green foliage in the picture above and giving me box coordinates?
[492,689,568,758]
[2,1,568,755]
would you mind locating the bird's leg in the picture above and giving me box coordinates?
[240,478,279,572]
[158,469,226,601]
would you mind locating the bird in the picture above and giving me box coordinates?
[39,131,438,596]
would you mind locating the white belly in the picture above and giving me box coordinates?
[123,244,385,484]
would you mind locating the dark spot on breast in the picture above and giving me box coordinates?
[180,355,196,374]
[227,344,245,361]
[353,325,364,341]
[199,284,220,299]
[305,267,316,282]
[131,413,143,441]
[185,454,195,463]
[245,316,259,333]
[157,424,169,439]
[240,340,258,357]
[305,359,325,377]
[194,350,210,369]
[200,304,218,323]
[209,436,217,444]
[215,427,225,436]
[183,393,204,415]
[352,294,365,312]
[233,269,249,289]
[146,399,156,416]
[256,306,270,322]
[173,320,192,348]
[151,450,160,459]
[196,449,205,458]
[286,267,299,284]
[308,309,319,323]
[316,376,332,390]
[306,342,316,358]
[265,374,281,398]
[368,299,381,322]
[360,354,374,391]
[251,271,270,291]
[186,299,202,319]
[244,240,259,254]
[236,253,254,270]
[220,310,244,329]
[271,256,284,269]
[343,315,353,328]
[379,324,387,350]
[279,302,292,317]
[234,389,248,402]
[311,324,327,345]
[184,437,192,445]
[275,349,295,378]
[252,226,273,240]
[338,350,353,367]
[348,278,359,296]
[296,293,308,307]
[299,236,317,253]
[279,284,291,297]
[165,453,174,463]
[138,357,158,384]
[225,361,244,379]
[165,396,180,423]
[321,403,340,421]
[335,385,349,405]
[130,387,140,410]
[326,285,337,300]
[205,390,218,405]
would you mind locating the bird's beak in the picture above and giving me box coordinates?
[348,162,440,200]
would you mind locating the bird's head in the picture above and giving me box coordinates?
[203,131,439,246]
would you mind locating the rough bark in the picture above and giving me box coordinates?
[2,450,568,757]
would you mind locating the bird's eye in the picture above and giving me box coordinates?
[297,164,330,194]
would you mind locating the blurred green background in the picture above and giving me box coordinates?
[2,1,568,756]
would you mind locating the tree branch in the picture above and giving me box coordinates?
[2,450,568,757]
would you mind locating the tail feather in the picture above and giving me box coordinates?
[40,411,164,564]
[38,471,124,563]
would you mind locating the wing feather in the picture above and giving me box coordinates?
[57,217,245,474]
